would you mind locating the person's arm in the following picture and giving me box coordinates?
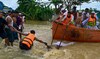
[35,37,47,44]
[70,15,74,25]
[82,18,89,25]
[61,15,66,21]
[96,15,99,21]
[35,37,51,49]
[16,30,28,36]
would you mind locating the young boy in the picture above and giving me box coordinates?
[17,30,51,50]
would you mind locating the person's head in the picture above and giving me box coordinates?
[8,10,16,17]
[67,11,71,17]
[0,12,3,18]
[85,8,89,13]
[72,6,77,12]
[30,30,35,34]
[11,11,16,17]
[91,11,95,18]
[78,10,82,16]
[60,9,66,15]
[14,11,19,17]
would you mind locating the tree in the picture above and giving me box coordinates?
[16,0,53,21]
[16,0,92,21]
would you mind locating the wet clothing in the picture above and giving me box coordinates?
[19,33,35,50]
[0,30,7,39]
[6,16,13,27]
[13,23,18,40]
[5,16,14,42]
[5,28,14,42]
[19,42,32,50]
[0,18,8,39]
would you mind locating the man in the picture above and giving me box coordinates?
[72,6,78,24]
[87,12,98,30]
[61,11,74,25]
[12,11,19,40]
[0,12,9,46]
[55,8,68,22]
[16,13,23,40]
[76,11,83,27]
[17,30,51,50]
[5,11,16,46]
[82,8,90,28]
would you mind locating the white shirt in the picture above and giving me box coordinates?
[6,15,13,27]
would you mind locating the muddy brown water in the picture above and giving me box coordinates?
[0,23,100,59]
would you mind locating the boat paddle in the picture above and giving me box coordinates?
[56,22,72,49]
[50,15,65,46]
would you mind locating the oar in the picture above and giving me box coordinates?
[50,20,63,46]
[56,22,71,49]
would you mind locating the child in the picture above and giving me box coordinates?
[17,30,51,50]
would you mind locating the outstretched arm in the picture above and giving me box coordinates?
[16,30,28,36]
[35,37,51,49]
[35,37,47,45]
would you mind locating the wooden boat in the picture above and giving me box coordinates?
[52,21,100,42]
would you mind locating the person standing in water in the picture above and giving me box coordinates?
[5,11,16,46]
[0,12,10,46]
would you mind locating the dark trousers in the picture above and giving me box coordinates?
[19,42,32,50]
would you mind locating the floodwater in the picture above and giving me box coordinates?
[0,22,100,59]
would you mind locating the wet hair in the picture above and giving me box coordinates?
[30,30,35,34]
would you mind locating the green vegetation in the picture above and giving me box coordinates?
[16,0,91,21]
[16,0,53,21]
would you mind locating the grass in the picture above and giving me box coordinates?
[25,20,51,25]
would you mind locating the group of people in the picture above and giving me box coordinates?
[0,11,51,50]
[56,6,99,30]
[0,11,25,46]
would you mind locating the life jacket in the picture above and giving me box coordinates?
[88,15,96,26]
[22,33,35,48]
[62,14,72,25]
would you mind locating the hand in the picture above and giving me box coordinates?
[47,45,52,49]
[44,42,47,45]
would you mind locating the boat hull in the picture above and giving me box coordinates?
[52,21,100,42]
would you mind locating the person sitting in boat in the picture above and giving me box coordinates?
[72,6,78,25]
[75,11,83,27]
[87,11,99,30]
[61,11,74,25]
[17,30,51,50]
[55,9,67,22]
[82,8,90,28]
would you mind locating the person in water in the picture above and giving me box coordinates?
[17,30,51,50]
